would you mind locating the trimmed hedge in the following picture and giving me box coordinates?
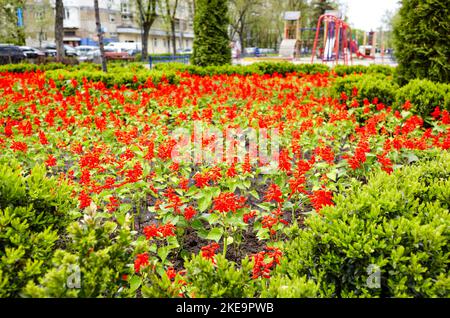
[333,64,396,77]
[394,79,450,118]
[273,152,450,297]
[331,73,399,106]
[45,68,180,89]
[0,63,67,73]
[154,62,330,76]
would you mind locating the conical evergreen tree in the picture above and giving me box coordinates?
[393,0,449,84]
[192,0,231,66]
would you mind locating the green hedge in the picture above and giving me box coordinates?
[273,152,450,297]
[0,62,67,73]
[333,64,396,77]
[154,62,330,76]
[0,162,77,297]
[45,68,180,90]
[394,79,450,118]
[331,73,399,106]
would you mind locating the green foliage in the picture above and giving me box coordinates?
[395,79,450,118]
[45,68,180,89]
[331,73,399,106]
[333,64,396,77]
[254,62,330,76]
[192,0,231,66]
[23,206,135,298]
[393,0,450,84]
[182,254,257,298]
[0,62,67,73]
[0,162,77,297]
[275,153,450,297]
[154,62,330,76]
[261,275,320,298]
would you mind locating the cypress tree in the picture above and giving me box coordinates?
[393,0,449,84]
[192,0,231,66]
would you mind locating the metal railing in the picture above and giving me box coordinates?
[148,55,190,68]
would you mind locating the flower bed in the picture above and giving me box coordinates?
[0,66,449,297]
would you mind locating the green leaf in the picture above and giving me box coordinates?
[158,246,170,262]
[198,194,212,212]
[326,170,337,182]
[224,236,234,245]
[249,190,260,199]
[129,275,142,293]
[206,227,223,242]
[191,219,205,231]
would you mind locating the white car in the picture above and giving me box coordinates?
[75,45,100,62]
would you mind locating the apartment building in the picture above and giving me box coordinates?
[23,0,194,54]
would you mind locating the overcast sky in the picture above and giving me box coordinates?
[341,0,401,31]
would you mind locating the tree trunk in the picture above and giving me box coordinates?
[55,0,65,62]
[171,20,177,55]
[94,0,107,72]
[141,24,150,61]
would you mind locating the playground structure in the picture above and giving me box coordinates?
[279,11,302,58]
[355,31,376,59]
[311,10,353,65]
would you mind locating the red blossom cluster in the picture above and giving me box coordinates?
[201,242,220,263]
[252,247,282,279]
[213,192,246,213]
[134,252,149,273]
[143,223,176,239]
[264,183,283,204]
[308,189,334,212]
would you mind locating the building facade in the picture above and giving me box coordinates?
[24,0,194,54]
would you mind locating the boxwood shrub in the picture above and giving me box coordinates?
[0,162,77,297]
[273,152,450,297]
[331,73,399,106]
[394,79,450,118]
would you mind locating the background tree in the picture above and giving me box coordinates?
[136,0,158,61]
[161,0,179,55]
[393,0,449,84]
[54,0,65,61]
[33,0,53,48]
[94,0,107,72]
[192,0,231,66]
[228,0,262,50]
[0,0,26,45]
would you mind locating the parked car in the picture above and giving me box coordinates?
[176,48,192,55]
[0,44,26,64]
[19,46,45,59]
[104,47,133,61]
[75,45,100,62]
[42,44,78,57]
[104,42,141,53]
[244,47,261,56]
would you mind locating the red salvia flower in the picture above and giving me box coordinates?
[431,106,441,119]
[264,183,283,204]
[213,192,246,213]
[38,131,48,145]
[308,189,333,212]
[78,190,92,209]
[201,242,220,263]
[278,148,292,172]
[45,154,57,167]
[134,253,149,273]
[184,206,196,221]
[10,141,27,153]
